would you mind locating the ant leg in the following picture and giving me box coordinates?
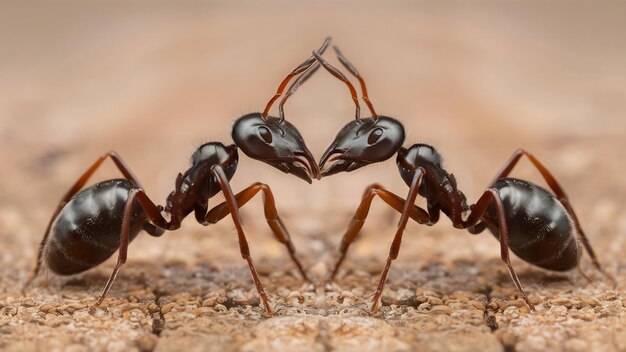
[204,182,310,282]
[23,151,152,292]
[263,37,332,118]
[490,149,613,283]
[92,188,138,308]
[370,168,425,314]
[143,222,166,237]
[329,183,430,281]
[92,188,172,308]
[467,221,489,235]
[578,265,593,283]
[332,45,377,118]
[460,189,535,311]
[311,50,361,120]
[211,166,273,316]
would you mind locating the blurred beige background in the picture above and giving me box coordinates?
[1,1,625,351]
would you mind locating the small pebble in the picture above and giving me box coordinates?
[161,302,177,314]
[549,305,568,317]
[430,305,452,314]
[338,291,356,305]
[136,333,157,352]
[285,291,305,305]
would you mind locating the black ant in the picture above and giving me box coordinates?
[22,38,333,316]
[311,46,615,314]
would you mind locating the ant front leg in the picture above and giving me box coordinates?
[204,182,310,282]
[370,168,425,314]
[330,168,426,314]
[329,182,430,281]
[490,149,613,283]
[210,165,273,316]
[23,151,162,292]
[460,189,535,311]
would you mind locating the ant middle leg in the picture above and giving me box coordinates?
[489,149,613,283]
[460,188,535,310]
[204,182,310,282]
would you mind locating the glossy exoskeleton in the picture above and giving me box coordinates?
[23,38,333,316]
[311,46,614,313]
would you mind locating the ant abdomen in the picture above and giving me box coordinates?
[45,179,148,275]
[484,178,580,271]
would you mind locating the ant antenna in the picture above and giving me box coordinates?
[262,37,332,120]
[333,46,377,120]
[278,62,321,123]
[311,50,361,121]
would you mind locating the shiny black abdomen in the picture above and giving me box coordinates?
[483,178,579,271]
[45,179,147,275]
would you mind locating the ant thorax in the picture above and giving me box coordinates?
[398,144,469,220]
[432,171,470,221]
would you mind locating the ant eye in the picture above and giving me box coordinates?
[367,128,383,145]
[258,126,272,143]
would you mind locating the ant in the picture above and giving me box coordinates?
[22,38,333,316]
[310,46,615,314]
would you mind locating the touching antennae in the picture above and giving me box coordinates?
[262,37,332,119]
[333,45,377,119]
[278,62,321,123]
[311,50,361,121]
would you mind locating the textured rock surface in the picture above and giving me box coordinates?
[1,1,625,351]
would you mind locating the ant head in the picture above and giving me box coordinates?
[319,116,405,177]
[231,38,330,183]
[397,144,442,186]
[314,45,405,177]
[232,112,319,183]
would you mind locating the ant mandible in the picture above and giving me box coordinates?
[310,46,615,314]
[22,38,332,316]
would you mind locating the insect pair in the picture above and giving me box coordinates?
[23,37,613,316]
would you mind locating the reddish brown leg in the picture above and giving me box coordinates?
[23,151,156,292]
[204,182,310,282]
[91,188,171,308]
[371,168,425,314]
[263,37,332,118]
[460,189,535,311]
[92,188,136,308]
[578,265,593,283]
[329,183,430,281]
[332,45,378,119]
[211,166,273,316]
[490,149,613,283]
[311,50,361,120]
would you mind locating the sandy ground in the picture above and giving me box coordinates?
[1,1,625,351]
